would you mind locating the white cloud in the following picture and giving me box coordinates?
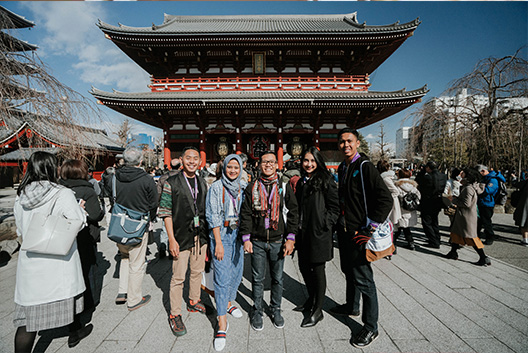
[365,133,376,140]
[21,2,148,92]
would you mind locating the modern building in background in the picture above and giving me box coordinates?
[130,133,154,149]
[92,12,427,168]
[396,126,412,158]
[424,88,528,144]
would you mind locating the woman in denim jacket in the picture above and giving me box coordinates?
[206,154,247,351]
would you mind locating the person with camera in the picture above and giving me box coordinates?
[205,154,247,351]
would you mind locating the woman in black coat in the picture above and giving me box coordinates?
[294,147,340,328]
[60,160,104,311]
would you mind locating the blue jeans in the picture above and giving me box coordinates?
[210,229,244,316]
[251,240,284,314]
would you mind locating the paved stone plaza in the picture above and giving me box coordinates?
[1,187,527,353]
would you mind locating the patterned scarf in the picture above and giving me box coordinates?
[252,173,280,230]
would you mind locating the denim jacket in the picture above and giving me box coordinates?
[206,180,246,242]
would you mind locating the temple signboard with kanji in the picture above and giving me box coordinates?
[91,12,427,168]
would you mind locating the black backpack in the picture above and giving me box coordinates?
[401,192,420,211]
[494,178,508,206]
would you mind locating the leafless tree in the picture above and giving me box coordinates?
[115,119,134,148]
[411,48,528,171]
[1,8,107,162]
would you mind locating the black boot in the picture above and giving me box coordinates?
[301,308,324,328]
[68,324,93,348]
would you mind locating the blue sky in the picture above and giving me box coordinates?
[3,1,527,151]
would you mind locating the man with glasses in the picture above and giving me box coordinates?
[239,151,299,331]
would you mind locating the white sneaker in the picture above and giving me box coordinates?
[521,239,528,247]
[214,323,229,351]
[227,305,243,318]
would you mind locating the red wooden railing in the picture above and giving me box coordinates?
[150,75,369,92]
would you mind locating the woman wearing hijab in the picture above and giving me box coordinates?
[294,147,340,328]
[205,154,247,352]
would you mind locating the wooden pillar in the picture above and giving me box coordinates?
[163,130,171,166]
[235,127,242,154]
[314,127,320,150]
[277,127,284,170]
[199,128,206,168]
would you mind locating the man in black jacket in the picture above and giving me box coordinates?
[415,161,447,248]
[108,147,158,311]
[159,147,208,337]
[239,151,299,331]
[332,128,393,348]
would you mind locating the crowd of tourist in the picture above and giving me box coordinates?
[11,128,528,352]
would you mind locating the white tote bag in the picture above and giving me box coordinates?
[21,196,85,256]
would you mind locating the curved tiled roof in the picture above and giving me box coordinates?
[91,86,428,103]
[98,13,420,36]
[0,32,38,52]
[0,5,35,29]
[0,109,123,152]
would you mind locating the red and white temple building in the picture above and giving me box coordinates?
[91,12,427,169]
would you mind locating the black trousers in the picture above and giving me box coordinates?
[337,225,379,332]
[420,201,441,247]
[394,227,415,246]
[298,250,326,313]
[477,205,495,240]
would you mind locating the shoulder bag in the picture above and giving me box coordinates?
[358,160,395,262]
[21,194,85,256]
[107,175,149,246]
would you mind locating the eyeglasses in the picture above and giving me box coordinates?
[261,160,277,165]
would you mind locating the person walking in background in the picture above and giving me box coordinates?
[331,128,393,348]
[60,160,105,312]
[106,147,158,311]
[416,161,447,249]
[159,147,209,337]
[394,168,420,251]
[205,154,247,351]
[444,167,491,266]
[444,168,462,204]
[476,165,506,245]
[13,151,92,352]
[87,167,101,197]
[239,151,299,331]
[377,160,401,235]
[156,158,181,259]
[513,179,528,246]
[294,147,339,328]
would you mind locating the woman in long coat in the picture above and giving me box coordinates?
[60,159,105,311]
[377,160,401,226]
[294,147,340,328]
[445,167,491,266]
[394,168,420,250]
[13,152,92,352]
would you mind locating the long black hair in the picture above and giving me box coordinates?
[300,146,332,191]
[17,151,59,196]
